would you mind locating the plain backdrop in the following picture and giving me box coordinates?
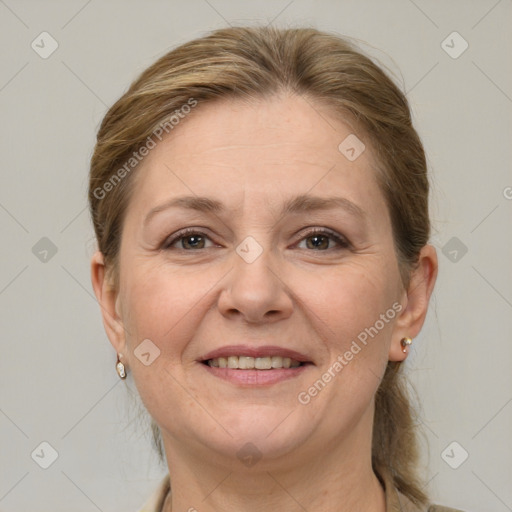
[1,1,511,511]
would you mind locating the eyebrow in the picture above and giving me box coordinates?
[143,194,366,226]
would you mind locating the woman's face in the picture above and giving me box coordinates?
[95,94,429,467]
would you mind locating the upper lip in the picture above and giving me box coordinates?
[200,345,313,363]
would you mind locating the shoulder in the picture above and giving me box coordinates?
[138,473,467,512]
[378,466,466,512]
[428,506,466,512]
[397,493,466,512]
[137,475,170,512]
[396,490,466,512]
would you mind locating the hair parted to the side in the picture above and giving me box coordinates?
[89,26,430,505]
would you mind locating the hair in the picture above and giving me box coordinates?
[89,26,430,505]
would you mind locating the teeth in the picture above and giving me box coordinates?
[207,355,302,369]
[238,356,255,369]
[255,357,272,369]
[271,356,282,368]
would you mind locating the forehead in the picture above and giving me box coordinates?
[128,94,388,222]
[160,94,358,165]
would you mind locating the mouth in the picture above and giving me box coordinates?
[199,345,313,386]
[203,355,303,369]
[200,345,312,368]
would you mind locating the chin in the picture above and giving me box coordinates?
[200,405,314,464]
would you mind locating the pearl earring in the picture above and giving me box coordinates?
[116,354,127,379]
[400,337,413,354]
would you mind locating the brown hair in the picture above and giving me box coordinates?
[89,26,430,505]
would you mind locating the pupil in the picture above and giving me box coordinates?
[185,235,203,248]
[308,235,328,250]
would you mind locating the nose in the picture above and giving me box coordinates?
[217,242,293,324]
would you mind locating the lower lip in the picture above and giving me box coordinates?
[201,364,309,386]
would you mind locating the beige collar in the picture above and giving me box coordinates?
[378,467,427,512]
[139,470,428,512]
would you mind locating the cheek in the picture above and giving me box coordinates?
[120,260,226,358]
[307,261,397,337]
[123,262,181,329]
[297,258,399,400]
[118,264,209,421]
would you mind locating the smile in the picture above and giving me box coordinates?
[205,355,302,369]
[199,346,313,386]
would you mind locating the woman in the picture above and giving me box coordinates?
[89,26,463,512]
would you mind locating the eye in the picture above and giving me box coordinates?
[162,227,349,251]
[162,229,216,250]
[296,228,349,251]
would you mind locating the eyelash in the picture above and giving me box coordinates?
[161,227,350,252]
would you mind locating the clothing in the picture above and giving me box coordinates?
[137,474,169,512]
[137,470,465,512]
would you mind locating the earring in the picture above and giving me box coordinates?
[116,354,127,379]
[400,337,413,354]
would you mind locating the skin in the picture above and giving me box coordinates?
[92,93,437,512]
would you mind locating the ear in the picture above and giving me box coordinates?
[389,244,438,361]
[90,251,127,357]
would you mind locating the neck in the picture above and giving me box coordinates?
[161,410,386,512]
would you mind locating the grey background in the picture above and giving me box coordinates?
[1,0,511,510]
